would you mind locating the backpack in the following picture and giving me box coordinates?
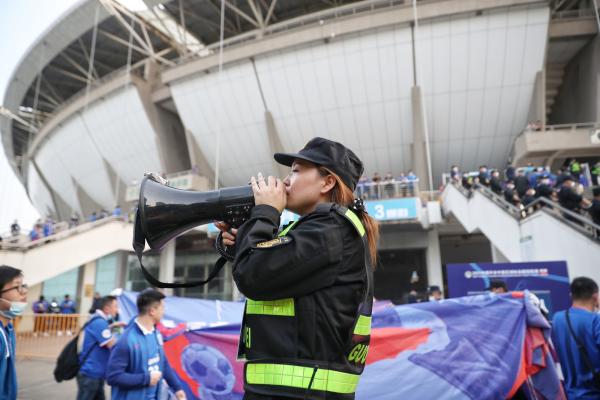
[53,316,100,382]
[566,310,600,390]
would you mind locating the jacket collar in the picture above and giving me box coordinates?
[134,318,155,335]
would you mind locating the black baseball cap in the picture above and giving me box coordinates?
[274,137,364,191]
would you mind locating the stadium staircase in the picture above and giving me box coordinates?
[0,217,133,286]
[442,183,600,283]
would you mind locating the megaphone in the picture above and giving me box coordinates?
[138,172,254,250]
[132,173,255,289]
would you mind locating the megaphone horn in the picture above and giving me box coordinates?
[138,172,255,250]
[132,173,255,289]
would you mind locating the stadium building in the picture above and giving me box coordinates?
[1,0,599,313]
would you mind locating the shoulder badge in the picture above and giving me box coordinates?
[255,236,292,248]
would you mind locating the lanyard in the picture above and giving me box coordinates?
[0,325,10,359]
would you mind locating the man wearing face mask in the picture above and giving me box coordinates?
[0,265,28,400]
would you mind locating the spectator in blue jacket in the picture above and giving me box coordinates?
[60,294,76,314]
[552,277,600,400]
[0,265,28,400]
[107,289,185,400]
[32,295,48,314]
[78,295,119,400]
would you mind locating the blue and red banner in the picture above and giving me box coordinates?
[118,291,564,399]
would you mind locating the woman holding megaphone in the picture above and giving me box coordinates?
[216,137,379,400]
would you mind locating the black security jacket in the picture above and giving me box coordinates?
[232,203,369,399]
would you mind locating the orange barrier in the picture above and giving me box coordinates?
[13,314,87,359]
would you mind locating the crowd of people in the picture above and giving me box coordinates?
[2,267,600,398]
[0,205,136,247]
[3,218,57,243]
[0,265,186,399]
[32,294,77,315]
[449,160,600,232]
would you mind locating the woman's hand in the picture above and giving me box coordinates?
[215,221,237,246]
[251,172,286,213]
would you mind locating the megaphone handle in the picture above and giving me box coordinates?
[133,208,227,289]
[215,232,235,262]
[223,203,254,228]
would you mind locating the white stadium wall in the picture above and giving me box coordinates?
[26,165,55,219]
[169,5,549,187]
[24,2,550,210]
[30,85,162,215]
[418,6,549,180]
[254,25,416,179]
[170,61,276,187]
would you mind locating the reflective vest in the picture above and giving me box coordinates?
[238,205,374,398]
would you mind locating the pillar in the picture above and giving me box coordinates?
[79,261,97,319]
[425,229,443,294]
[159,241,176,296]
[411,86,432,192]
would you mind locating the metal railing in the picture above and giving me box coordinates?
[176,0,411,65]
[448,182,600,241]
[551,7,600,19]
[13,314,88,360]
[17,0,410,146]
[355,179,420,200]
[1,221,69,246]
[520,122,600,134]
[0,215,129,251]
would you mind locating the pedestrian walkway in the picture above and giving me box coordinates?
[17,358,109,399]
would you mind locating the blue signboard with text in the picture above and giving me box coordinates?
[365,198,419,221]
[446,261,570,317]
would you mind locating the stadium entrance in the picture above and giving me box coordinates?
[374,249,427,304]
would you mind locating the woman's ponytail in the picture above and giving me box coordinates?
[318,167,380,267]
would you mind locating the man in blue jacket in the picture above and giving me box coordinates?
[107,289,185,400]
[60,294,76,314]
[0,265,28,400]
[552,277,600,399]
[78,295,119,400]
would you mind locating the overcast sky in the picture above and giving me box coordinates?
[0,0,79,234]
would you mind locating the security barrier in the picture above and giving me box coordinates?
[13,314,87,359]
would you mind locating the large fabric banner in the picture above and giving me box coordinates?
[118,291,564,400]
[446,261,570,317]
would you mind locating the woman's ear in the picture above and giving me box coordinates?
[320,175,336,194]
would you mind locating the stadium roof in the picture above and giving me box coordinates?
[2,0,366,174]
[2,0,595,181]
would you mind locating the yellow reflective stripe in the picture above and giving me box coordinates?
[278,220,298,237]
[246,298,295,316]
[353,315,372,335]
[246,363,360,394]
[344,209,365,237]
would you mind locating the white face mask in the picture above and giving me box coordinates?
[0,299,28,319]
